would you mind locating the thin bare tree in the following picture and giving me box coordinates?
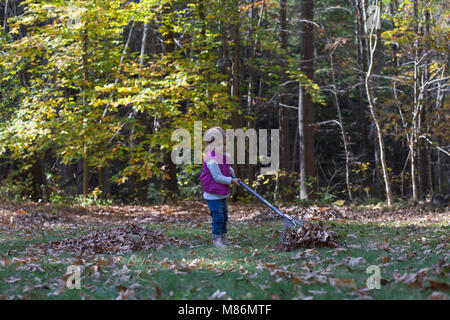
[298,0,316,199]
[363,0,393,207]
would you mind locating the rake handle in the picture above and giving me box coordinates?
[231,175,297,227]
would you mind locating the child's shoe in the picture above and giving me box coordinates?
[213,237,225,247]
[221,234,229,246]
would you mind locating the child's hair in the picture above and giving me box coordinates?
[204,126,226,147]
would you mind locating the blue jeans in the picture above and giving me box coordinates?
[205,199,228,240]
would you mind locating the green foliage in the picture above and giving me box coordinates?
[0,177,32,203]
[145,182,166,204]
[48,187,113,207]
[1,0,448,203]
[315,188,338,205]
[0,0,236,198]
[177,165,203,200]
[0,162,35,203]
[72,188,113,207]
[48,190,68,208]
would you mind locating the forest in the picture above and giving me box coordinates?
[0,0,448,301]
[0,0,448,205]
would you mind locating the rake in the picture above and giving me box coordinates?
[231,175,305,233]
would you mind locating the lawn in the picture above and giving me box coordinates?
[0,201,448,300]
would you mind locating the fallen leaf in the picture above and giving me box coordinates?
[428,291,447,300]
[156,286,162,299]
[402,268,429,289]
[5,276,21,284]
[347,257,366,267]
[427,280,450,292]
[329,277,356,289]
[210,289,229,300]
[307,289,327,295]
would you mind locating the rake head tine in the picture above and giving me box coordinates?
[283,217,296,229]
[292,217,305,228]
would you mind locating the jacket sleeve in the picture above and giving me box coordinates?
[206,159,232,185]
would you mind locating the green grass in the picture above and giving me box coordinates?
[0,217,448,300]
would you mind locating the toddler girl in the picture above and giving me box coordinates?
[200,127,240,247]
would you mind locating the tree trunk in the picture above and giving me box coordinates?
[363,0,393,207]
[279,0,292,201]
[82,157,89,195]
[422,8,433,198]
[3,0,9,34]
[81,23,90,196]
[76,160,83,195]
[298,0,316,200]
[137,21,153,202]
[140,22,150,67]
[30,155,46,201]
[161,3,179,200]
[353,0,371,162]
[330,55,352,203]
[231,0,243,197]
[410,0,420,201]
[58,160,74,192]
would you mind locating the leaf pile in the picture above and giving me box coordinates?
[283,206,345,221]
[276,222,341,251]
[11,210,69,228]
[30,224,190,255]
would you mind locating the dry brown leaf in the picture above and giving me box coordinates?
[5,276,21,284]
[329,277,356,289]
[428,280,450,292]
[403,268,429,289]
[156,286,162,299]
[428,291,447,300]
